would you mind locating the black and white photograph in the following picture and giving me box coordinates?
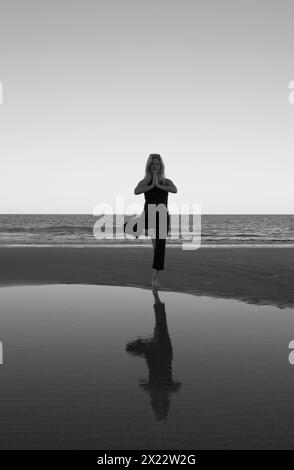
[1,0,294,458]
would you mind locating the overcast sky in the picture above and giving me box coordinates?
[0,0,293,214]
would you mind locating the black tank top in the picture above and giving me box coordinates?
[144,176,169,208]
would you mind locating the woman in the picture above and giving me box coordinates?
[132,153,177,288]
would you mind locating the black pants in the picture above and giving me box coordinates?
[124,208,170,271]
[145,208,170,271]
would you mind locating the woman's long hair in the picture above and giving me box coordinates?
[143,153,167,185]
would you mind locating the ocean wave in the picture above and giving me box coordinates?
[0,226,93,233]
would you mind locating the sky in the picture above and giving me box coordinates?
[0,0,293,214]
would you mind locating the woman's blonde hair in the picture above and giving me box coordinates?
[143,153,166,184]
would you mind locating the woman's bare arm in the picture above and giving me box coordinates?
[134,176,155,195]
[156,178,177,193]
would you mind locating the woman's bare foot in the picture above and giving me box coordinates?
[152,268,160,288]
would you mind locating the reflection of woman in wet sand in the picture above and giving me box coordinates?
[124,154,177,288]
[126,288,181,421]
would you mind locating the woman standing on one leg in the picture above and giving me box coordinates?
[134,153,177,288]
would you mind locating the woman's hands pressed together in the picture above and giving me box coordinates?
[152,171,165,187]
[134,170,177,195]
[153,172,159,188]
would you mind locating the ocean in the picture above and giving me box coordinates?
[0,214,293,247]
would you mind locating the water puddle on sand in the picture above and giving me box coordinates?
[0,284,294,449]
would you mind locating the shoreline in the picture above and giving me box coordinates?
[1,244,294,248]
[0,246,293,309]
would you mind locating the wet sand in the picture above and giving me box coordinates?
[0,246,293,309]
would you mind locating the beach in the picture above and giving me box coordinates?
[0,246,293,309]
[1,247,294,449]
